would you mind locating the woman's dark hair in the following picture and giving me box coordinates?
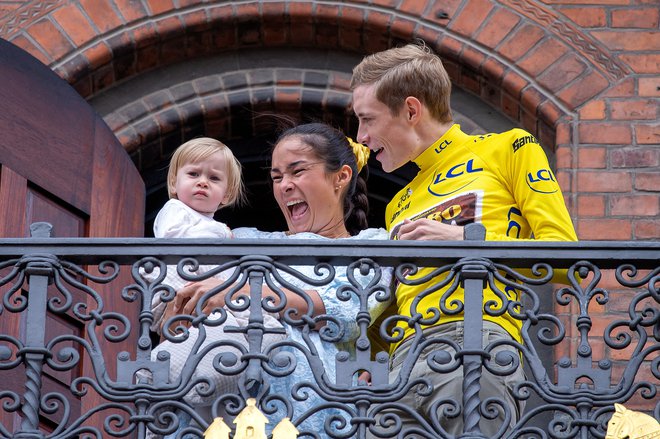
[274,123,369,236]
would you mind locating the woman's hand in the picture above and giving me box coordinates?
[358,371,372,385]
[158,276,328,333]
[160,278,227,332]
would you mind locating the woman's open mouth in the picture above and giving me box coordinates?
[287,199,309,221]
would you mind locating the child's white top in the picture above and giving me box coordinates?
[153,198,232,239]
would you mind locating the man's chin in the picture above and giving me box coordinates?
[381,162,395,173]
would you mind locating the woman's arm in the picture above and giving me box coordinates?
[159,278,326,332]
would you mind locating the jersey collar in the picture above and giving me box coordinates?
[412,124,469,172]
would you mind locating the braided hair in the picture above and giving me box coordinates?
[274,123,370,236]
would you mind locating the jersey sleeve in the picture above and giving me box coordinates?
[486,129,577,243]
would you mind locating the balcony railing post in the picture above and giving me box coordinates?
[15,223,54,439]
[244,270,267,395]
[460,223,488,437]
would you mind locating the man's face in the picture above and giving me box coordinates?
[352,84,414,173]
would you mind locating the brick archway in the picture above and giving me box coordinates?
[88,47,366,231]
[3,1,627,123]
[86,46,514,232]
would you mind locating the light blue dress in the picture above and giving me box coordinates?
[161,227,393,438]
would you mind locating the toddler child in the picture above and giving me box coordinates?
[144,137,285,408]
[149,136,243,329]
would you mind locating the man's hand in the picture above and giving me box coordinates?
[396,218,464,241]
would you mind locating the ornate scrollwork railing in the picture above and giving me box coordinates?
[0,222,658,438]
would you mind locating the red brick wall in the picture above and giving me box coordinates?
[0,1,26,18]
[541,0,660,241]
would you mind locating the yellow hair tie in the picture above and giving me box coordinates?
[347,137,370,172]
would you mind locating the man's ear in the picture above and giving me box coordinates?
[404,96,423,123]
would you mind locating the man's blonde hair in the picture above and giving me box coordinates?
[351,42,453,123]
[166,137,245,210]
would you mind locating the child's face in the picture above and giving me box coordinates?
[174,151,230,215]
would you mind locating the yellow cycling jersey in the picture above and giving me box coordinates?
[385,124,577,351]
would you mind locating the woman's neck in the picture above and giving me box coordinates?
[288,224,351,239]
[324,228,351,239]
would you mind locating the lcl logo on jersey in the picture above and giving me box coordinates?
[428,159,483,197]
[527,169,559,193]
[434,139,452,154]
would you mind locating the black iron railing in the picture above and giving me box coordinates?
[0,222,658,438]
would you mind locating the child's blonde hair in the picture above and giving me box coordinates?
[167,137,245,210]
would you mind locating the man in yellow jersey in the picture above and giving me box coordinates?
[351,42,578,437]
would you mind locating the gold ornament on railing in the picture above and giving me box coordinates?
[272,417,299,439]
[233,398,268,439]
[204,417,232,439]
[347,137,370,172]
[204,398,299,439]
[605,404,660,439]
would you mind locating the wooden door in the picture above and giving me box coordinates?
[0,38,145,436]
